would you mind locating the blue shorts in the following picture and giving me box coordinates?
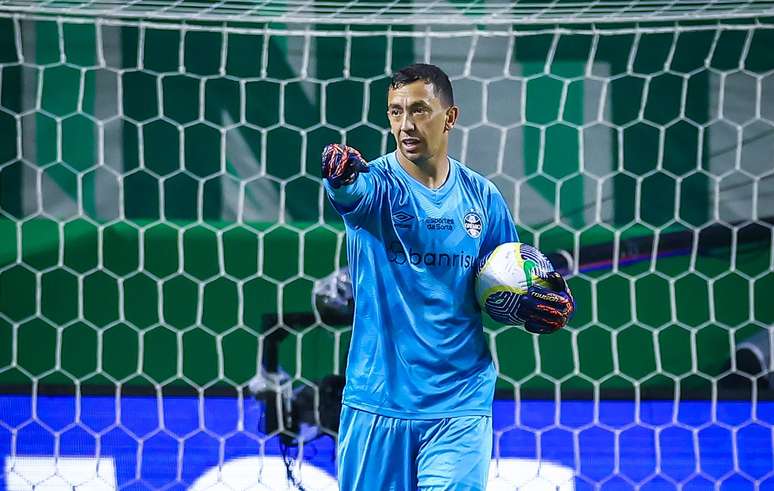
[337,405,492,490]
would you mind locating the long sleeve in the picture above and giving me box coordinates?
[479,185,519,259]
[323,164,381,227]
[323,171,370,211]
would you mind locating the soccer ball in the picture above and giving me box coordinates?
[475,242,555,325]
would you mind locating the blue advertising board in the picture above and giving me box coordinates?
[1,395,773,489]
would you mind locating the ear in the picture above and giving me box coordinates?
[444,105,459,132]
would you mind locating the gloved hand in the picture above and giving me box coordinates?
[520,272,575,334]
[321,144,369,189]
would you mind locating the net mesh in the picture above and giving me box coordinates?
[2,0,774,24]
[0,2,773,489]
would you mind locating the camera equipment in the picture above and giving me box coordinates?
[251,267,354,490]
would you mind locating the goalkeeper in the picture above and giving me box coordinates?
[322,64,574,490]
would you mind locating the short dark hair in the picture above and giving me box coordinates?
[390,63,454,107]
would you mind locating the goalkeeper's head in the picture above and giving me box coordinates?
[387,64,459,167]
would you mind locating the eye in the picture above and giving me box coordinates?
[388,108,402,117]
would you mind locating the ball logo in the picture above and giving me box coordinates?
[523,260,537,287]
[463,211,483,238]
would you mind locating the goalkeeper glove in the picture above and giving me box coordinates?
[520,272,575,334]
[321,144,369,189]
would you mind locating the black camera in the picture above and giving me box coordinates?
[254,268,354,445]
[254,370,345,445]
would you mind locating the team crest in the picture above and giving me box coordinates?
[463,211,483,238]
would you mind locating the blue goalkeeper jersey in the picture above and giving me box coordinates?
[326,152,518,419]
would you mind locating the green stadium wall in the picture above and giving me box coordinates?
[1,18,773,396]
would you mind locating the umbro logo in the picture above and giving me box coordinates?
[392,211,414,229]
[393,211,414,222]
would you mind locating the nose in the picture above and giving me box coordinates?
[399,112,415,132]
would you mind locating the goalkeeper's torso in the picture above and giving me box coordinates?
[336,152,518,419]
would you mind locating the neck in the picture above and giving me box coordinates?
[396,151,449,190]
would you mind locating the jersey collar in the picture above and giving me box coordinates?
[389,151,458,201]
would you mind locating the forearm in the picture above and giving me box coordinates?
[323,172,370,209]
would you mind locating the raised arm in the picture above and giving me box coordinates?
[321,144,371,210]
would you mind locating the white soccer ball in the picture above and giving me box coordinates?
[475,242,555,325]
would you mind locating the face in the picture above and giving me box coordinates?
[387,81,458,165]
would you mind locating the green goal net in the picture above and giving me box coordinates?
[1,0,773,488]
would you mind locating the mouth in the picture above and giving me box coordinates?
[401,137,421,152]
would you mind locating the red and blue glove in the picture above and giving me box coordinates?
[519,272,575,334]
[321,144,369,189]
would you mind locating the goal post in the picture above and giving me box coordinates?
[1,1,774,488]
